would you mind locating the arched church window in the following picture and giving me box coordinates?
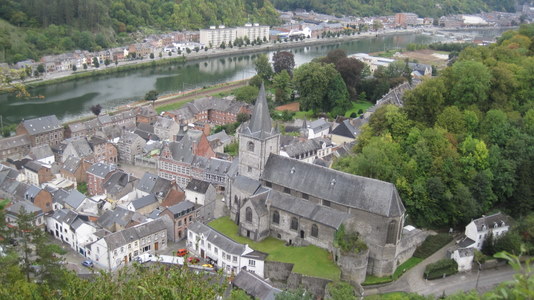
[290,217,298,231]
[246,207,252,223]
[311,224,318,237]
[386,220,398,244]
[272,211,280,224]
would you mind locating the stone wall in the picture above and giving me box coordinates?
[264,261,294,284]
[287,273,332,299]
[337,248,369,284]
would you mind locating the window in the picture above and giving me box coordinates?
[247,141,254,152]
[290,217,298,231]
[214,247,218,254]
[233,256,237,262]
[248,166,252,173]
[323,200,331,207]
[121,247,124,253]
[311,224,319,238]
[208,243,211,250]
[272,211,280,224]
[249,259,256,267]
[245,207,252,223]
[284,187,290,194]
[302,193,309,200]
[266,181,272,188]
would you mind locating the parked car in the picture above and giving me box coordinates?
[202,263,213,268]
[82,260,94,268]
[176,248,188,257]
[187,257,199,264]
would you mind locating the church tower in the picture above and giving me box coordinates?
[238,83,279,180]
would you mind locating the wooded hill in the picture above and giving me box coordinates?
[334,24,534,228]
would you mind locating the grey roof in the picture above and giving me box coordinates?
[261,155,405,218]
[458,237,475,248]
[473,212,509,232]
[0,135,31,151]
[166,200,195,218]
[308,118,330,134]
[102,171,135,195]
[232,176,262,196]
[147,208,163,219]
[87,162,116,178]
[240,83,277,139]
[155,116,178,130]
[64,190,86,209]
[88,136,107,146]
[207,130,232,144]
[24,185,42,201]
[102,219,166,250]
[62,156,81,173]
[24,160,44,172]
[20,115,62,135]
[67,122,86,133]
[98,115,113,125]
[6,200,42,216]
[170,96,248,120]
[131,194,158,210]
[331,118,366,139]
[65,138,93,157]
[268,190,349,229]
[188,222,246,255]
[281,138,330,158]
[456,247,474,258]
[186,178,211,194]
[29,145,54,160]
[248,191,269,218]
[97,207,135,229]
[136,173,172,196]
[232,271,281,300]
[50,188,69,206]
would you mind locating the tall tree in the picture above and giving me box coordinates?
[254,54,273,82]
[144,90,159,106]
[90,104,102,116]
[272,51,295,75]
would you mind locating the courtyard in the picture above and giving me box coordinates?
[208,216,340,281]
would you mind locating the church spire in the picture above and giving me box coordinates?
[246,82,273,137]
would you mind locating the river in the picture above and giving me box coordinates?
[0,28,507,124]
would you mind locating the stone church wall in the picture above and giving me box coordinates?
[336,248,369,284]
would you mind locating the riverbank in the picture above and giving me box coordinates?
[19,28,425,89]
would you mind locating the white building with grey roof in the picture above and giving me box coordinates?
[464,212,510,250]
[187,222,267,277]
[87,218,167,270]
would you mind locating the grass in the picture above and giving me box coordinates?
[413,233,453,259]
[156,99,193,114]
[344,100,373,118]
[362,257,423,286]
[364,292,410,299]
[294,110,314,119]
[208,217,340,281]
[0,199,10,210]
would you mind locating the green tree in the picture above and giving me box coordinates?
[272,51,295,75]
[92,57,99,68]
[403,77,446,126]
[444,60,492,109]
[104,58,111,66]
[275,288,313,300]
[144,90,159,106]
[254,54,273,82]
[326,282,357,300]
[272,70,292,104]
[227,289,252,300]
[150,53,154,59]
[234,85,259,104]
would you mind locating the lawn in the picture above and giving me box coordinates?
[344,100,373,118]
[208,217,340,281]
[0,199,10,210]
[156,99,193,114]
[294,110,314,119]
[362,257,423,286]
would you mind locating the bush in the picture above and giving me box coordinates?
[413,233,452,259]
[424,259,458,280]
[334,224,367,254]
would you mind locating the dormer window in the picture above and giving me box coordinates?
[290,167,295,174]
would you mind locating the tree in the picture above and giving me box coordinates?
[234,85,259,104]
[254,54,273,82]
[150,53,154,59]
[335,57,365,99]
[90,104,102,116]
[403,77,446,126]
[72,65,77,71]
[326,282,357,300]
[236,113,250,123]
[104,58,111,66]
[144,90,159,106]
[272,70,292,104]
[275,288,313,300]
[92,57,99,68]
[159,52,163,58]
[443,60,491,109]
[227,289,252,300]
[37,64,45,74]
[83,63,87,70]
[272,51,295,75]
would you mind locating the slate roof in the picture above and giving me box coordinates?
[67,122,86,134]
[240,83,277,139]
[186,178,211,194]
[64,190,86,209]
[207,130,232,144]
[261,155,405,217]
[232,176,262,196]
[188,222,246,255]
[62,156,81,173]
[29,145,54,160]
[87,162,116,178]
[97,207,145,230]
[308,118,330,134]
[103,218,166,250]
[155,116,178,130]
[50,188,69,206]
[102,171,135,195]
[458,237,475,248]
[472,212,509,232]
[232,271,280,300]
[331,118,367,139]
[6,200,42,216]
[20,115,62,135]
[268,190,349,229]
[130,194,158,210]
[24,185,42,201]
[0,135,31,152]
[281,138,330,158]
[136,173,172,196]
[166,200,195,218]
[24,160,44,172]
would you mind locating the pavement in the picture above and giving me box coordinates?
[365,235,516,297]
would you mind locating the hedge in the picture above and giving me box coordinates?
[424,259,458,280]
[413,233,453,259]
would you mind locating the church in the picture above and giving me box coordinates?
[227,84,423,278]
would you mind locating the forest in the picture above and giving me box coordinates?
[333,24,534,229]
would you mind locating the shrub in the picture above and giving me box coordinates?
[424,259,458,280]
[413,233,452,259]
[334,224,367,254]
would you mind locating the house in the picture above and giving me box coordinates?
[207,130,234,153]
[307,118,331,139]
[331,118,367,145]
[28,145,55,165]
[450,247,474,272]
[16,115,64,147]
[97,206,146,233]
[279,138,333,164]
[159,201,196,241]
[61,137,94,162]
[46,208,100,255]
[187,222,268,277]
[135,105,158,125]
[89,137,118,164]
[232,270,281,300]
[154,117,180,141]
[63,189,89,211]
[102,170,137,202]
[23,185,53,214]
[163,97,250,126]
[408,63,432,78]
[87,218,167,270]
[23,160,54,186]
[117,131,146,164]
[0,135,31,160]
[65,122,88,139]
[5,200,45,228]
[185,179,216,223]
[60,156,89,184]
[127,194,159,215]
[86,162,117,196]
[463,212,510,250]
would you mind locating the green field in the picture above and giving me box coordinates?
[209,217,340,280]
[344,100,373,118]
[363,257,423,286]
[156,99,193,114]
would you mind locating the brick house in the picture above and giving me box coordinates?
[163,97,250,126]
[86,162,117,196]
[0,135,31,160]
[89,137,118,164]
[23,160,54,186]
[117,131,146,163]
[16,115,64,147]
[60,156,90,184]
[23,185,53,213]
[135,105,158,125]
[159,200,196,241]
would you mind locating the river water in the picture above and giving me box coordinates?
[0,29,506,124]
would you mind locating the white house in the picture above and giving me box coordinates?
[185,179,216,206]
[187,222,267,278]
[464,212,510,250]
[87,219,167,270]
[46,208,100,256]
[450,247,474,272]
[307,118,331,139]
